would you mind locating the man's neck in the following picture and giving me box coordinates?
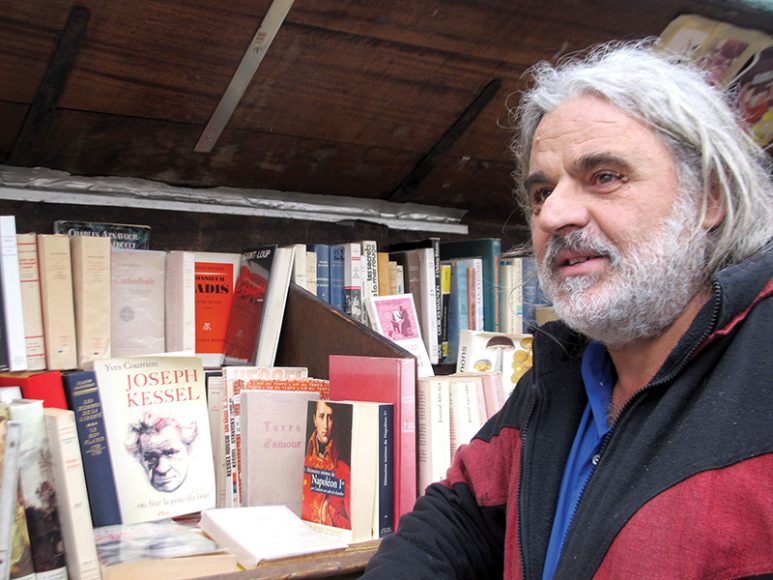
[607,288,710,420]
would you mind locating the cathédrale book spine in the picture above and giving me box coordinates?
[93,356,216,525]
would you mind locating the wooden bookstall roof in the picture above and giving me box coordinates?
[1,0,771,240]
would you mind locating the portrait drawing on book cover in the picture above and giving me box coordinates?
[302,400,352,530]
[125,411,199,493]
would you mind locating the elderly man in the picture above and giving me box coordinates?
[364,41,773,578]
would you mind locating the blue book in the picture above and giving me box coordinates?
[62,370,122,527]
[311,243,331,304]
[440,238,502,332]
[378,403,394,537]
[445,259,469,365]
[329,244,346,312]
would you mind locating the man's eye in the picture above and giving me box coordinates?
[592,171,626,189]
[530,187,552,205]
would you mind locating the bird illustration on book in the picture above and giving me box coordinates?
[125,411,199,493]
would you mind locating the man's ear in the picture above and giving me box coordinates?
[702,184,726,230]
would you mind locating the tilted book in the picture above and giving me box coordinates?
[222,245,276,365]
[110,249,166,357]
[37,234,78,370]
[301,400,393,543]
[359,240,379,326]
[54,220,151,250]
[329,354,416,528]
[193,251,241,368]
[364,294,434,378]
[71,234,112,368]
[43,408,101,580]
[255,245,294,368]
[240,389,320,515]
[8,399,68,579]
[16,233,46,370]
[89,356,216,524]
[0,217,27,371]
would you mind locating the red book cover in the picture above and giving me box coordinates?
[195,261,236,356]
[222,246,276,365]
[329,355,416,528]
[0,370,66,409]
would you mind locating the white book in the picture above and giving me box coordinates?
[448,377,486,462]
[37,233,78,370]
[0,417,22,580]
[342,242,365,324]
[417,247,439,364]
[305,250,317,295]
[43,408,100,580]
[71,235,112,368]
[9,399,68,579]
[0,217,27,371]
[16,233,46,370]
[254,246,294,368]
[199,505,347,568]
[395,264,405,294]
[499,256,524,335]
[205,372,227,509]
[416,376,451,495]
[110,248,166,357]
[291,243,307,290]
[165,250,196,354]
[360,240,379,325]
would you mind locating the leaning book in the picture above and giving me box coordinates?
[88,356,216,524]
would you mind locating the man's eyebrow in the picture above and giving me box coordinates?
[573,152,633,174]
[523,171,548,191]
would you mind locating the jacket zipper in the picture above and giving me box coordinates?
[518,392,537,580]
[553,280,722,575]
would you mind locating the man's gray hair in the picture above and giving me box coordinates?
[511,39,773,276]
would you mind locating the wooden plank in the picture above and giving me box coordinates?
[9,6,89,166]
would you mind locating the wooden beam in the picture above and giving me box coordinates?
[387,78,501,203]
[9,5,90,166]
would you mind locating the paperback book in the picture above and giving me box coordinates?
[456,330,533,398]
[89,356,216,524]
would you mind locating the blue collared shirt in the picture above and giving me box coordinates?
[541,341,614,579]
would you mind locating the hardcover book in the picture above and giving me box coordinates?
[301,400,393,543]
[43,408,101,580]
[37,234,78,370]
[364,294,434,378]
[311,243,330,304]
[110,249,166,357]
[193,251,241,368]
[15,233,46,370]
[71,234,112,367]
[54,220,151,250]
[89,356,216,524]
[0,370,67,409]
[0,217,27,371]
[329,244,345,312]
[222,245,276,365]
[240,389,320,515]
[8,399,68,579]
[329,354,416,527]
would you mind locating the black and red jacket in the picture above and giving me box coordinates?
[365,248,773,579]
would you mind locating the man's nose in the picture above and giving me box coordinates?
[535,180,591,237]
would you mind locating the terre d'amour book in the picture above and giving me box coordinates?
[89,356,216,524]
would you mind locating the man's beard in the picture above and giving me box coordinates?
[538,196,709,348]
